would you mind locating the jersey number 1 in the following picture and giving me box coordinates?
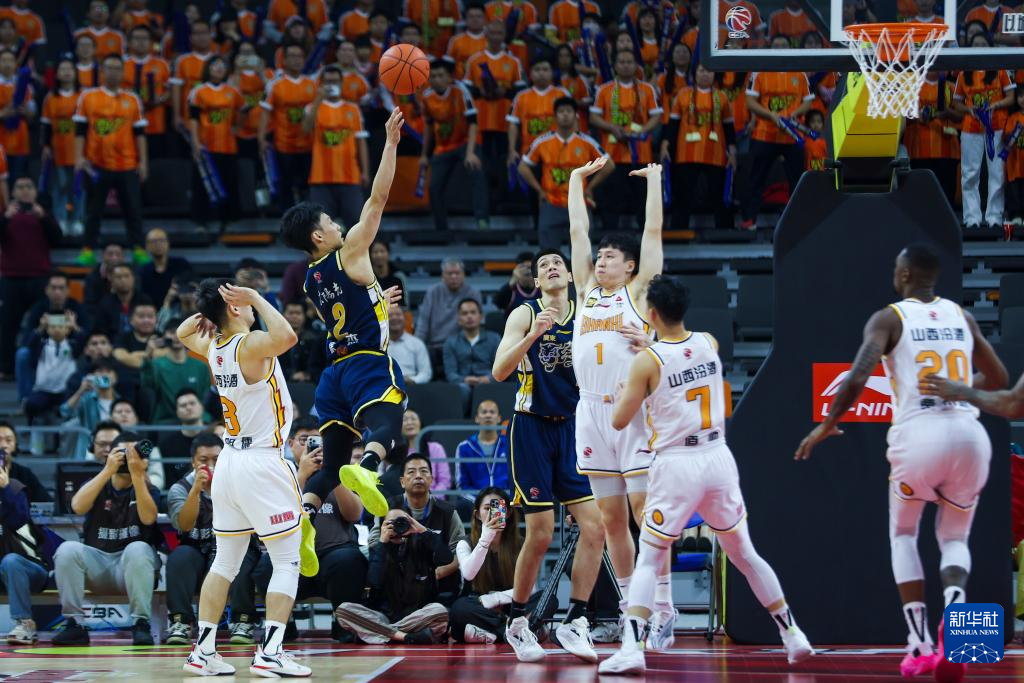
[685,385,713,430]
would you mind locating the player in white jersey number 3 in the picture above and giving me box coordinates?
[797,244,1008,681]
[602,275,814,675]
[176,279,313,678]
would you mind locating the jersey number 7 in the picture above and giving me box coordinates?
[685,385,712,430]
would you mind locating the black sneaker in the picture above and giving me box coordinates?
[283,619,299,642]
[52,618,90,646]
[331,620,355,643]
[403,628,436,645]
[132,618,154,645]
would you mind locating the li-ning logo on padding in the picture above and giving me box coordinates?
[812,363,893,423]
[725,5,753,39]
[269,511,295,525]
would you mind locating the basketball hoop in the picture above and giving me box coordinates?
[843,22,948,119]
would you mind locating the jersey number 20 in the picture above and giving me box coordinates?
[915,349,969,383]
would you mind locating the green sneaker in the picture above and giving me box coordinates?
[75,247,96,266]
[132,246,151,265]
[299,514,319,577]
[340,464,388,518]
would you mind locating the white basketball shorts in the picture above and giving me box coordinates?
[212,445,304,540]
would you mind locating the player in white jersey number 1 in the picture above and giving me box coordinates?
[796,244,1008,681]
[568,158,677,645]
[600,275,813,674]
[176,280,313,678]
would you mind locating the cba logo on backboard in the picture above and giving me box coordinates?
[812,363,893,423]
[724,6,753,39]
[943,603,1004,664]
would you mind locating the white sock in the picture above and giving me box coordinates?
[623,615,647,651]
[196,621,218,656]
[617,576,632,615]
[261,620,287,656]
[902,601,932,652]
[655,574,672,611]
[770,604,794,634]
[943,586,965,607]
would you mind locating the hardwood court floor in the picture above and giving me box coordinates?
[1,636,1022,681]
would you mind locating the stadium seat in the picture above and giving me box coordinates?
[736,275,773,340]
[1000,307,1024,344]
[1000,274,1024,325]
[484,310,505,335]
[682,276,730,309]
[471,381,517,419]
[685,308,735,362]
[406,382,466,426]
[290,381,316,418]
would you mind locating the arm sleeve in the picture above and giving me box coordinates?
[456,525,499,581]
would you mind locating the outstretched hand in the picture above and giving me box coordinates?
[794,423,843,461]
[629,163,662,179]
[571,156,607,179]
[384,107,405,146]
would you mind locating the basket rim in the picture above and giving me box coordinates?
[843,21,950,42]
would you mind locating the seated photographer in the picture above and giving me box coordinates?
[334,507,451,645]
[449,488,554,644]
[165,432,262,646]
[368,453,466,601]
[52,431,163,646]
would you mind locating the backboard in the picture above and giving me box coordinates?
[701,0,1024,71]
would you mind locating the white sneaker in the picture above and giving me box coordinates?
[183,650,236,676]
[646,608,678,652]
[463,624,497,644]
[590,621,623,643]
[506,616,545,662]
[555,616,598,663]
[6,618,37,645]
[781,625,815,664]
[250,647,312,678]
[598,645,646,675]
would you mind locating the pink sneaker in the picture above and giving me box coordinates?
[934,619,966,683]
[900,651,939,678]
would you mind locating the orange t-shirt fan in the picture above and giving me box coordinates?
[379,44,430,96]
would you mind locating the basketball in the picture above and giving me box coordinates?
[379,43,429,96]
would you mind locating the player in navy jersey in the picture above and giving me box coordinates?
[492,248,607,663]
[279,108,406,520]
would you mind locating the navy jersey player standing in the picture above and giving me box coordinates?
[491,248,607,663]
[280,108,406,519]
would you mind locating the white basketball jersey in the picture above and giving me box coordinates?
[208,333,294,450]
[882,297,979,425]
[572,284,649,396]
[645,332,727,451]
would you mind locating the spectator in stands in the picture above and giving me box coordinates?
[456,400,509,494]
[364,11,390,63]
[60,358,122,435]
[905,71,962,210]
[165,432,262,645]
[388,306,432,384]
[16,273,88,400]
[0,422,49,503]
[141,322,211,423]
[63,331,114,402]
[280,300,318,382]
[662,63,737,231]
[740,36,813,230]
[138,228,192,305]
[170,19,214,142]
[24,312,84,424]
[519,98,612,249]
[158,388,206,478]
[260,44,316,208]
[769,0,817,47]
[124,25,171,160]
[405,0,461,58]
[111,299,161,406]
[416,258,483,360]
[84,243,125,305]
[304,64,369,230]
[157,271,200,332]
[400,409,451,494]
[231,42,272,181]
[84,419,120,462]
[76,1,126,60]
[335,504,452,644]
[369,453,466,600]
[0,50,35,179]
[0,445,56,645]
[234,257,278,309]
[110,400,139,429]
[493,252,539,316]
[446,3,487,79]
[75,54,148,266]
[41,57,83,235]
[267,0,330,40]
[85,416,164,486]
[1005,89,1024,226]
[419,59,486,232]
[52,431,162,646]
[74,34,99,90]
[507,58,567,166]
[371,241,407,305]
[0,1,45,51]
[333,39,371,105]
[0,176,61,378]
[444,298,501,405]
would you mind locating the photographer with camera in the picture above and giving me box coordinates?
[334,506,451,645]
[52,431,163,646]
[141,321,211,424]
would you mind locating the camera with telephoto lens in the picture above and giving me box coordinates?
[390,516,411,536]
[117,439,154,474]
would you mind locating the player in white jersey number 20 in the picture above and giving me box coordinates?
[600,275,814,674]
[176,280,313,679]
[796,244,1008,681]
[568,158,678,644]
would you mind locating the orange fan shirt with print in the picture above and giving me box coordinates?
[388,91,426,138]
[904,77,960,160]
[236,68,275,140]
[422,82,476,154]
[954,70,1015,134]
[171,52,214,121]
[263,75,317,153]
[523,130,606,207]
[465,50,525,133]
[123,56,171,135]
[804,137,826,171]
[549,0,601,43]
[623,1,680,25]
[747,71,813,144]
[189,82,243,154]
[508,85,572,154]
[446,31,487,80]
[403,0,463,57]
[41,90,79,167]
[721,71,750,133]
[669,87,732,167]
[768,8,817,46]
[337,8,370,40]
[0,7,45,46]
[77,63,99,90]
[590,79,662,164]
[268,0,330,32]
[74,27,125,60]
[0,79,33,156]
[486,1,540,35]
[1002,110,1024,182]
[560,73,591,132]
[309,100,368,185]
[340,71,370,104]
[74,87,147,171]
[657,70,691,124]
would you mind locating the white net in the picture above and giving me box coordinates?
[843,24,947,119]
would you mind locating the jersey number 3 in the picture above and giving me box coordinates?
[220,397,240,436]
[685,385,713,430]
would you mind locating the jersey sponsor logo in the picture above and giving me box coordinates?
[725,5,753,39]
[683,347,692,359]
[314,270,322,282]
[578,312,623,335]
[269,510,296,525]
[216,355,224,367]
[929,311,938,320]
[529,486,541,499]
[812,363,892,423]
[583,296,598,308]
[583,446,592,458]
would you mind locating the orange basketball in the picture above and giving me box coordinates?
[379,43,430,96]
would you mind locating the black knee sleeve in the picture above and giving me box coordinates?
[359,402,404,457]
[304,422,355,500]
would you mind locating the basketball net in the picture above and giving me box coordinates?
[843,23,948,119]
